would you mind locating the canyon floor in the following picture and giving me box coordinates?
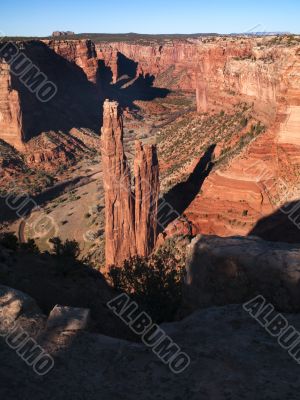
[1,34,300,399]
[0,90,197,267]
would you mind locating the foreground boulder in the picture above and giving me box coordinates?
[1,304,300,399]
[0,285,46,336]
[46,305,90,333]
[182,235,300,315]
[0,245,134,340]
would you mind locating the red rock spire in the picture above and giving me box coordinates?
[134,141,159,257]
[101,100,136,266]
[101,100,159,267]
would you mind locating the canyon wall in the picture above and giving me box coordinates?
[103,38,299,241]
[46,39,99,83]
[0,40,101,153]
[95,39,253,91]
[101,100,159,266]
[1,37,299,243]
[184,45,300,239]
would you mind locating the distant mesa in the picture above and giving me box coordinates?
[52,31,75,37]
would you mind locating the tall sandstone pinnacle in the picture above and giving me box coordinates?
[101,100,136,267]
[101,100,159,267]
[134,141,159,257]
[0,59,24,151]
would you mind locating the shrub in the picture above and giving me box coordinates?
[0,232,19,250]
[108,249,185,323]
[241,117,248,127]
[49,237,80,260]
[20,239,39,253]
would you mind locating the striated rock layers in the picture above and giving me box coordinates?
[0,40,101,161]
[183,234,300,315]
[46,39,99,83]
[0,59,24,150]
[101,100,159,266]
[184,44,300,239]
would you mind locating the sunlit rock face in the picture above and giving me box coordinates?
[0,59,24,150]
[134,140,159,257]
[101,100,159,267]
[101,100,136,267]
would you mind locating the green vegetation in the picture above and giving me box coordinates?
[0,232,19,251]
[49,237,80,260]
[108,248,185,323]
[0,232,40,253]
[157,103,265,192]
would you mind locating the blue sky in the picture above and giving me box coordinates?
[1,0,299,36]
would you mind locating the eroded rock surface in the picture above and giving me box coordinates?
[1,303,300,399]
[182,234,300,315]
[134,141,159,257]
[101,100,136,266]
[101,100,159,266]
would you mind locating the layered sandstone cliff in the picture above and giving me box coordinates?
[96,45,118,83]
[97,39,253,90]
[46,39,99,83]
[184,44,300,239]
[101,100,159,266]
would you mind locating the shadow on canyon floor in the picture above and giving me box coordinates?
[158,144,215,231]
[97,52,170,110]
[11,41,169,140]
[12,41,101,139]
[0,172,99,224]
[249,199,300,243]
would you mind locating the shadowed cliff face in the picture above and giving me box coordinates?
[101,100,159,267]
[0,40,170,148]
[1,37,300,245]
[10,41,101,141]
[249,200,300,244]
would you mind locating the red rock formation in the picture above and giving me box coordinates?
[96,45,118,83]
[101,100,160,266]
[196,79,208,113]
[134,141,159,256]
[101,100,136,267]
[46,39,99,83]
[184,45,300,238]
[0,59,24,151]
[98,39,253,91]
[104,38,299,240]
